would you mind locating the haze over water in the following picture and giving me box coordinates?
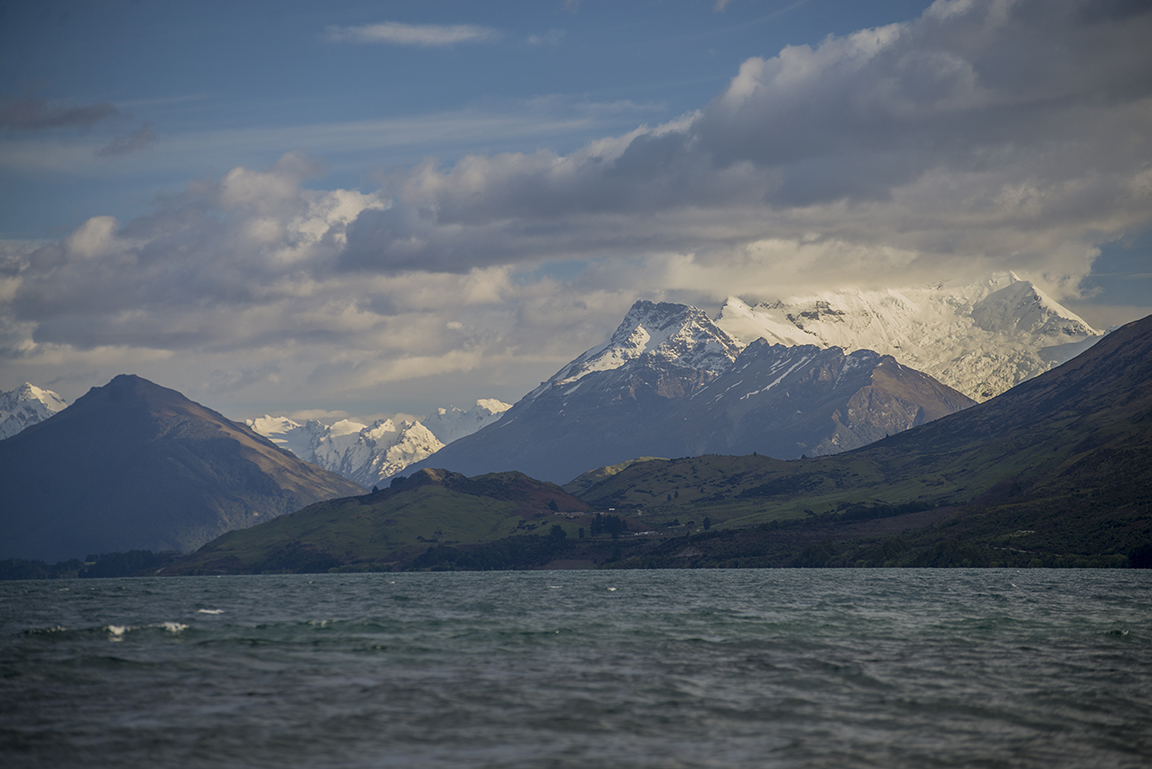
[2,569,1149,768]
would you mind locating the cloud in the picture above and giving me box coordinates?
[324,21,500,46]
[97,124,157,157]
[335,0,1152,299]
[526,30,565,46]
[0,98,652,178]
[0,96,119,130]
[4,0,1151,412]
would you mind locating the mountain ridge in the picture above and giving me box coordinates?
[246,399,511,487]
[408,299,973,482]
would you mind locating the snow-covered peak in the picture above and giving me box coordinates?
[970,281,1095,338]
[714,274,1101,401]
[536,300,742,395]
[245,415,321,460]
[326,418,367,437]
[246,414,301,437]
[363,418,399,440]
[422,399,512,444]
[245,397,509,486]
[0,383,69,440]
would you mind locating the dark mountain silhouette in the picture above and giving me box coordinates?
[0,374,365,561]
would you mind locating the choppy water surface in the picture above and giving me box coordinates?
[2,569,1149,768]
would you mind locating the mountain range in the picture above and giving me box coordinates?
[245,399,511,488]
[406,299,974,483]
[162,311,1152,573]
[3,274,1097,491]
[0,274,1125,568]
[715,273,1101,401]
[569,312,1152,567]
[0,375,365,562]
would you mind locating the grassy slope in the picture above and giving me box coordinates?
[167,470,598,574]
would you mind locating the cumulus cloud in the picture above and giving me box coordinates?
[338,0,1152,299]
[1,151,624,406]
[324,21,500,46]
[0,96,120,130]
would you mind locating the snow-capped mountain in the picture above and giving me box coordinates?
[716,274,1101,401]
[247,399,511,488]
[526,300,742,400]
[407,299,972,482]
[0,383,68,440]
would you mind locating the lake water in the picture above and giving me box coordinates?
[1,569,1149,768]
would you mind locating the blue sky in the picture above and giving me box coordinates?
[1,0,1150,420]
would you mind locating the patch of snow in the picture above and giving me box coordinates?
[740,354,813,400]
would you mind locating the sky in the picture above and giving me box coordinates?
[1,0,1150,424]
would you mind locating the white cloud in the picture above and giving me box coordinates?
[324,21,500,46]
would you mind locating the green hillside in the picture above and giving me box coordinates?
[166,469,598,574]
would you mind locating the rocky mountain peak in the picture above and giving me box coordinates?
[531,300,742,399]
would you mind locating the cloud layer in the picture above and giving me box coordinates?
[3,0,1151,411]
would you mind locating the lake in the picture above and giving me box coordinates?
[2,569,1149,768]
